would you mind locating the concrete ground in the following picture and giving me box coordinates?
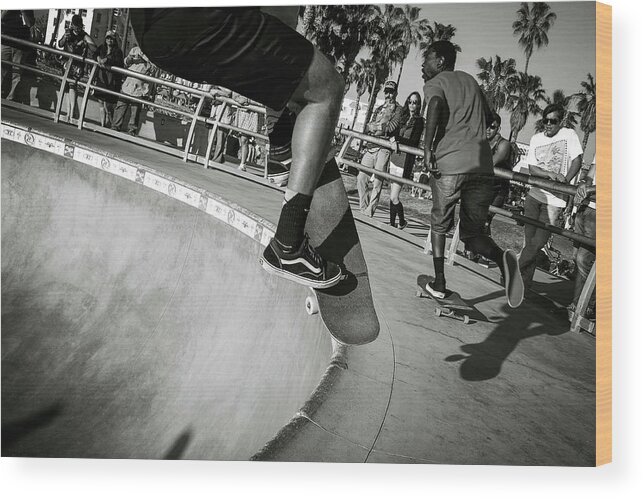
[1,107,596,465]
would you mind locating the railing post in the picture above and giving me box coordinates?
[447,220,460,265]
[78,62,97,130]
[571,261,597,333]
[184,95,205,162]
[336,135,353,171]
[54,56,73,123]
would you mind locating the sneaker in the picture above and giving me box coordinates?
[260,235,342,289]
[398,220,408,230]
[502,249,524,308]
[425,279,446,299]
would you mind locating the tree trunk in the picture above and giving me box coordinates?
[582,130,590,152]
[524,55,530,74]
[364,81,381,132]
[396,60,404,86]
[351,96,362,130]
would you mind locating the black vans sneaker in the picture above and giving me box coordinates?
[260,235,342,289]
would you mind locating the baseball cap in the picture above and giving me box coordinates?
[105,30,116,39]
[384,81,398,92]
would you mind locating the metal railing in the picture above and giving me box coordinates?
[1,34,270,174]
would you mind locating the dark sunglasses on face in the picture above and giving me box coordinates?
[409,100,420,105]
[543,118,561,125]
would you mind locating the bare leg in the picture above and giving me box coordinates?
[285,48,344,197]
[238,135,248,171]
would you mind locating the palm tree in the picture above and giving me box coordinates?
[347,59,372,130]
[362,5,407,125]
[534,89,581,132]
[299,5,380,83]
[512,2,557,73]
[576,73,596,152]
[476,55,518,112]
[419,22,461,60]
[506,72,547,141]
[391,5,430,86]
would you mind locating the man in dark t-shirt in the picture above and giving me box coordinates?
[421,41,523,308]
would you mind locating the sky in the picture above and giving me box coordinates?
[346,1,596,159]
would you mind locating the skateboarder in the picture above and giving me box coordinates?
[130,7,342,289]
[421,41,523,307]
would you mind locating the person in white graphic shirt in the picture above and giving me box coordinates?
[519,104,583,290]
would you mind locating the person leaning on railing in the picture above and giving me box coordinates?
[356,80,405,218]
[518,103,583,291]
[1,10,36,103]
[111,45,152,136]
[94,30,124,128]
[57,14,96,122]
[568,155,597,320]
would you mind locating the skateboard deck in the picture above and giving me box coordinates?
[303,158,379,345]
[416,274,483,324]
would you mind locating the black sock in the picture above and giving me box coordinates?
[274,193,313,250]
[433,257,445,283]
[398,202,405,225]
[390,201,397,226]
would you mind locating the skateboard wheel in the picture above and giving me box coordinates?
[305,295,319,315]
[463,315,470,324]
[435,308,441,317]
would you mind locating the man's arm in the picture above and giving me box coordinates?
[492,140,512,167]
[529,164,566,183]
[83,33,97,57]
[565,154,583,183]
[423,96,445,170]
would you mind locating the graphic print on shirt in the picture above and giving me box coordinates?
[534,139,569,175]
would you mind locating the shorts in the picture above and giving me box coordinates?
[389,161,404,178]
[430,173,494,240]
[131,8,314,110]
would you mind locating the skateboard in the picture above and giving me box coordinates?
[303,158,380,346]
[415,274,475,324]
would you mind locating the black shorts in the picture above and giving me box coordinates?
[130,8,314,110]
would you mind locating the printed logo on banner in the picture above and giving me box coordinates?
[253,223,263,242]
[135,169,145,184]
[198,194,208,211]
[168,183,177,197]
[227,209,236,225]
[24,132,35,146]
[64,144,75,158]
[101,158,111,170]
[2,126,16,139]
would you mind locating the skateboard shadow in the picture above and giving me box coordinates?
[444,304,568,381]
[1,402,64,450]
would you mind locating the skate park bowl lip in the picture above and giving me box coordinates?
[1,122,346,460]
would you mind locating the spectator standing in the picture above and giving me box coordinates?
[569,155,596,319]
[421,41,523,307]
[94,31,124,127]
[518,104,583,290]
[388,91,424,228]
[357,80,405,217]
[112,45,151,135]
[1,10,36,103]
[58,14,96,122]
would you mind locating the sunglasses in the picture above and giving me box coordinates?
[409,100,420,105]
[543,118,561,125]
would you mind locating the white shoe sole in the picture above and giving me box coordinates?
[503,250,524,308]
